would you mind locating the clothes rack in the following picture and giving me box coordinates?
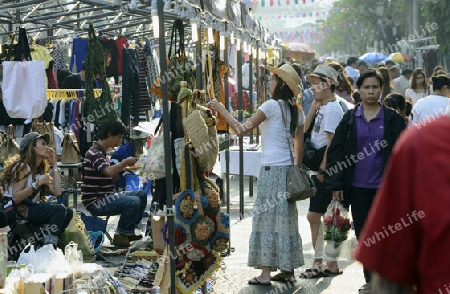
[46,89,102,100]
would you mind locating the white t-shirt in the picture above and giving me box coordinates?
[311,99,343,149]
[405,88,427,105]
[412,94,449,123]
[393,76,411,96]
[259,99,305,166]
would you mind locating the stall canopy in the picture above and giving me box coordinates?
[0,0,271,47]
[282,42,316,62]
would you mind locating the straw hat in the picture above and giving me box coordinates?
[265,64,301,96]
[307,64,339,86]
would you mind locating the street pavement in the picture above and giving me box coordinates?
[91,174,367,294]
[212,176,367,294]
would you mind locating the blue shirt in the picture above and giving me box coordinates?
[302,88,315,116]
[351,104,385,188]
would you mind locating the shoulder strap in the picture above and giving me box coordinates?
[306,110,318,134]
[278,101,295,166]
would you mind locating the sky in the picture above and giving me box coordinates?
[250,0,338,33]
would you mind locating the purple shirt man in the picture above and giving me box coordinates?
[351,104,385,188]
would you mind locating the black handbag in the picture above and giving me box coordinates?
[302,111,327,171]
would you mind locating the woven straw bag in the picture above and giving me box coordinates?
[183,106,218,172]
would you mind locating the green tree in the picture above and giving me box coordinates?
[322,0,408,56]
[421,1,450,56]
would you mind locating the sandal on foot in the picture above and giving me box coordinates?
[358,283,370,294]
[299,268,329,279]
[270,273,296,283]
[323,269,344,276]
[248,277,272,286]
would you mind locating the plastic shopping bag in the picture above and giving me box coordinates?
[323,201,351,261]
[17,244,36,266]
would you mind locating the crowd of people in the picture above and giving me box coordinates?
[0,50,448,293]
[210,57,449,293]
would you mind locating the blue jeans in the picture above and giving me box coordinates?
[87,191,147,236]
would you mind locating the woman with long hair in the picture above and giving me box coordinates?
[324,60,354,103]
[208,64,305,285]
[2,132,73,247]
[377,66,396,102]
[405,68,428,105]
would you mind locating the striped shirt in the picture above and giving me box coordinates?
[81,142,115,209]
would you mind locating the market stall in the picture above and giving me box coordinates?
[0,0,271,293]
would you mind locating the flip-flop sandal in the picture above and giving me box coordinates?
[248,277,272,286]
[324,269,344,276]
[270,273,296,283]
[358,283,370,294]
[299,268,329,279]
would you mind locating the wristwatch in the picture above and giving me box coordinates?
[31,182,40,192]
[318,168,325,175]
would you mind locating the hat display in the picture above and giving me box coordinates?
[265,64,301,96]
[307,64,339,86]
[20,132,50,154]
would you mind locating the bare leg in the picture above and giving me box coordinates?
[307,211,324,267]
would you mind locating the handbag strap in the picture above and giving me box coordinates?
[278,101,295,166]
[168,19,184,59]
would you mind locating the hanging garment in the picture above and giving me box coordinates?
[121,48,140,126]
[99,38,119,84]
[115,36,128,75]
[135,47,152,112]
[46,61,58,89]
[84,24,118,125]
[144,38,158,104]
[50,46,67,69]
[70,37,88,73]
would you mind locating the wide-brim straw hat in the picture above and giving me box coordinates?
[265,64,301,96]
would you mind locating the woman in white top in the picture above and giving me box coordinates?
[405,68,428,105]
[208,64,305,285]
[2,132,73,248]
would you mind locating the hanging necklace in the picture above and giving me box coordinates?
[363,105,380,121]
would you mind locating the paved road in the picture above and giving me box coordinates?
[212,176,367,294]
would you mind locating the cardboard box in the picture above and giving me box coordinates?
[55,272,74,294]
[25,273,54,294]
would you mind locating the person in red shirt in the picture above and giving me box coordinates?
[354,115,450,293]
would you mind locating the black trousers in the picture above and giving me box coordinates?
[350,186,377,284]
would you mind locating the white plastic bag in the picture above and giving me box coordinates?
[33,244,72,274]
[17,244,35,266]
[34,244,56,273]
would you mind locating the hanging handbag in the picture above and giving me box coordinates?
[2,60,47,119]
[0,125,19,163]
[279,102,316,202]
[183,89,218,172]
[34,122,56,151]
[141,110,172,181]
[61,132,81,164]
[302,111,327,171]
[150,19,196,101]
[2,28,47,119]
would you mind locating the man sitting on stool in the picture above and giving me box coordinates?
[81,121,147,246]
